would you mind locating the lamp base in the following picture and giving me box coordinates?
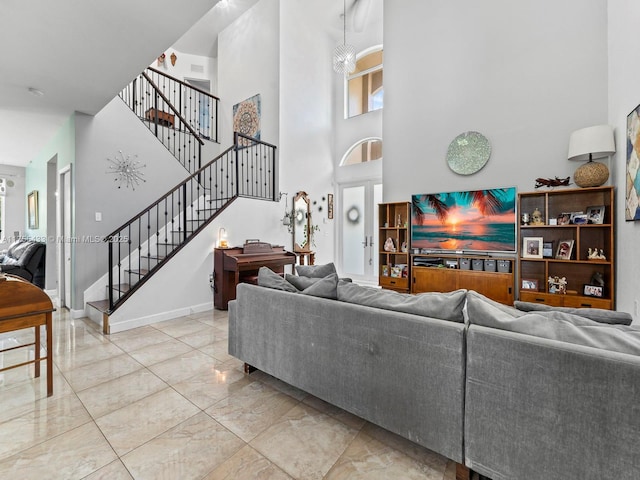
[574,160,609,188]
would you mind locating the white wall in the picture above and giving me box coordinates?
[608,0,640,320]
[383,0,608,200]
[153,49,218,95]
[216,0,302,258]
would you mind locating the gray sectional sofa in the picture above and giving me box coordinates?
[228,267,640,480]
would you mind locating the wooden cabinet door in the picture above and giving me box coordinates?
[412,267,458,294]
[464,272,514,305]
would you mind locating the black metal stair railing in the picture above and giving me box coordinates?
[119,67,220,174]
[104,132,277,313]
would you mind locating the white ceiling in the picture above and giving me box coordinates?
[0,0,372,168]
[0,0,258,168]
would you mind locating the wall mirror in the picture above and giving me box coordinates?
[293,191,311,251]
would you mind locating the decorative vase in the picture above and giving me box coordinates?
[574,160,609,188]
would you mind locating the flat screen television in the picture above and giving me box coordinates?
[411,187,517,253]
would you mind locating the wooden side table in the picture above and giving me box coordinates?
[0,274,55,396]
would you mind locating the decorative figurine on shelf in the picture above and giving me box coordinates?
[548,275,568,294]
[521,213,530,225]
[401,241,408,253]
[397,214,402,226]
[535,176,571,188]
[588,248,607,260]
[384,237,396,252]
[531,208,544,225]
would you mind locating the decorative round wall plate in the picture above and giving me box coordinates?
[446,131,491,175]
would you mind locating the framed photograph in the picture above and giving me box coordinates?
[571,214,589,225]
[569,211,585,224]
[557,213,571,225]
[522,236,543,258]
[27,190,39,229]
[327,193,334,219]
[521,278,539,291]
[543,241,554,258]
[555,239,575,260]
[586,205,605,224]
[583,284,604,298]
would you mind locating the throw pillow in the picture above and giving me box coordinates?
[337,281,467,323]
[301,273,338,299]
[285,273,319,290]
[257,267,299,293]
[467,291,640,356]
[295,262,337,278]
[513,301,633,326]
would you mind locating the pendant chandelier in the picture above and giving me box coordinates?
[333,0,356,75]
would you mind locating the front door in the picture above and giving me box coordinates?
[339,180,382,284]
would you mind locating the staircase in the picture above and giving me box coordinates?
[87,132,278,333]
[87,68,276,333]
[119,67,220,174]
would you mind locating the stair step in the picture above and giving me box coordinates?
[141,254,166,260]
[113,283,131,293]
[87,299,110,313]
[124,269,149,276]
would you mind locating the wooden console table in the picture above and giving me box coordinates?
[145,108,175,128]
[0,274,55,396]
[294,250,315,266]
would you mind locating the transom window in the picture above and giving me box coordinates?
[340,138,383,166]
[346,47,383,118]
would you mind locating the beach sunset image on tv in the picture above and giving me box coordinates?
[411,187,517,252]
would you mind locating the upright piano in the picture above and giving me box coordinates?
[214,241,296,309]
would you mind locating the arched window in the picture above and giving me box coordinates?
[346,46,383,118]
[340,138,383,166]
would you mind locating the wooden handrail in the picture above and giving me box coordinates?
[141,71,204,146]
[147,66,220,102]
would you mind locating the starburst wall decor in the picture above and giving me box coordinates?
[106,151,146,190]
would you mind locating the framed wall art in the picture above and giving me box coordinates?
[626,104,640,220]
[27,190,39,229]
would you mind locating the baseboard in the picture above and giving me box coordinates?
[108,306,193,334]
[190,301,214,314]
[70,308,86,319]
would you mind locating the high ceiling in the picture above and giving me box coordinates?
[0,0,257,168]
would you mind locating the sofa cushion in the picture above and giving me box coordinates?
[467,291,640,356]
[285,273,319,290]
[337,281,466,323]
[295,262,337,278]
[257,267,299,293]
[513,300,633,326]
[300,273,339,299]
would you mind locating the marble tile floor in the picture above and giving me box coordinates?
[0,307,460,480]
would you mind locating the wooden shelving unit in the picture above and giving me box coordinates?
[378,202,410,292]
[517,186,615,309]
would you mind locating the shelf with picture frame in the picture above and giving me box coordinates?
[378,202,411,292]
[517,186,615,309]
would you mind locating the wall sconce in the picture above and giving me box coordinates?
[217,227,228,248]
[568,125,616,188]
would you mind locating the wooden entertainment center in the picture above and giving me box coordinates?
[378,186,615,309]
[411,253,514,305]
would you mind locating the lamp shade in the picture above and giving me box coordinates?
[567,125,615,162]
